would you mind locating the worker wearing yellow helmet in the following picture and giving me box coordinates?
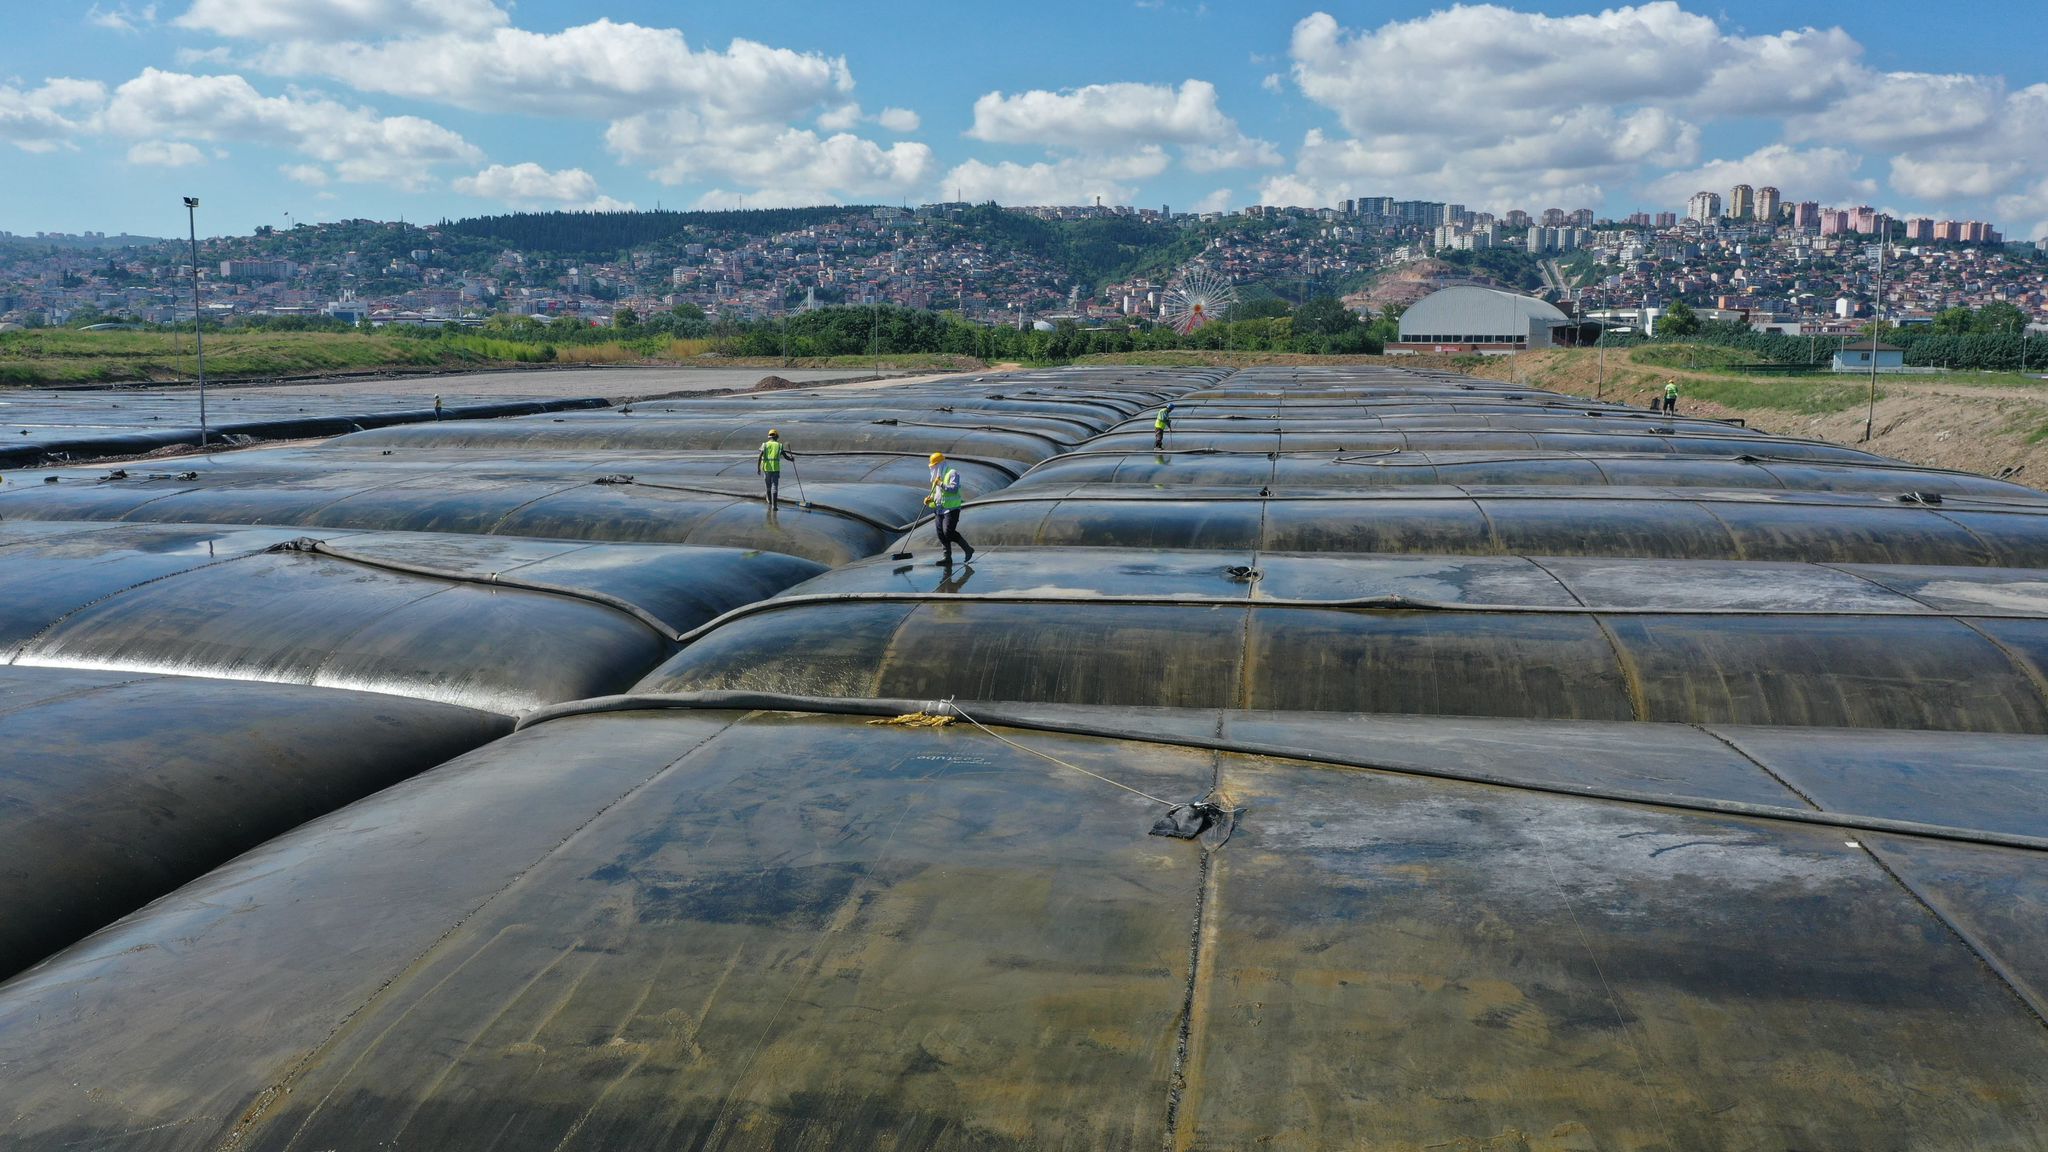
[757,428,793,510]
[925,451,975,565]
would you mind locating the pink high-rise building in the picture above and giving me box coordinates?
[1849,206,1879,233]
[1792,201,1821,229]
[1820,210,1852,236]
[1903,218,1935,242]
[1654,212,1678,228]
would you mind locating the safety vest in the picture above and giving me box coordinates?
[759,440,783,472]
[1664,383,1678,399]
[1155,410,1172,430]
[931,467,964,509]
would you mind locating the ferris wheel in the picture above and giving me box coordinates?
[1160,266,1239,334]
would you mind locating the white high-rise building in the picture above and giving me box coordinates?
[1688,191,1723,222]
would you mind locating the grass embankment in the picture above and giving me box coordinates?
[0,330,980,385]
[1416,344,2048,488]
[713,353,983,372]
[1075,350,1385,368]
[1445,344,2048,415]
[1435,346,1873,414]
[0,329,483,384]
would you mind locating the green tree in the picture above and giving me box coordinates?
[1974,301,2027,335]
[1932,306,1975,334]
[1659,299,1700,337]
[1292,295,1361,338]
[1234,297,1293,320]
[672,301,706,321]
[614,306,638,329]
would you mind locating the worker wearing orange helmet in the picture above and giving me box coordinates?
[925,451,974,565]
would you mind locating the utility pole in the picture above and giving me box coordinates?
[1862,218,1886,443]
[183,196,209,448]
[1596,328,1605,400]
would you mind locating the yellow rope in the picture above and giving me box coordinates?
[866,711,955,728]
[943,699,1175,806]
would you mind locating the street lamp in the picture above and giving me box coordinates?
[183,196,209,448]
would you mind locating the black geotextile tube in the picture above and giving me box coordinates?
[608,478,922,533]
[952,487,2048,514]
[267,538,690,641]
[511,691,2048,856]
[647,590,2048,644]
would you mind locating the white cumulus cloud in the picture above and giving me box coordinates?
[1648,144,1876,206]
[252,21,850,120]
[1267,2,2048,228]
[970,79,1276,169]
[175,0,506,40]
[90,3,157,32]
[127,139,204,166]
[454,162,634,210]
[229,15,924,203]
[942,149,1171,207]
[99,68,481,188]
[0,78,106,152]
[608,113,930,203]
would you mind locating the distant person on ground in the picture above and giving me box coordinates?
[926,451,974,565]
[1154,402,1174,449]
[1663,379,1679,415]
[433,394,443,420]
[758,428,791,510]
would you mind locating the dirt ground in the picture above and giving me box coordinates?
[1416,350,2048,491]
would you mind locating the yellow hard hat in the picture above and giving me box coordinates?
[929,452,944,465]
[768,428,779,436]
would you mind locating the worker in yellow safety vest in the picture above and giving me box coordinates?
[1663,380,1679,415]
[1154,402,1174,449]
[926,451,975,565]
[757,429,793,509]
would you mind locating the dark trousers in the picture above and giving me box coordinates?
[934,507,971,556]
[1663,396,1677,414]
[1154,429,1166,448]
[763,471,781,503]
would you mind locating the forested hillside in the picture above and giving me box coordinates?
[435,207,870,255]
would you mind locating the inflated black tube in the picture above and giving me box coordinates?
[515,691,2048,854]
[0,668,510,980]
[610,478,919,533]
[653,590,2048,653]
[635,595,2048,732]
[270,537,692,640]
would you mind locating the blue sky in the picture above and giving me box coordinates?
[3,0,2045,238]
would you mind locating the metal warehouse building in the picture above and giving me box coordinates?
[1392,284,1571,352]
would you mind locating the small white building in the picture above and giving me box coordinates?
[1830,338,1905,373]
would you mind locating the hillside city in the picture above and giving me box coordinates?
[4,191,2046,338]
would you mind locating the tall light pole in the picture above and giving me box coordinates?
[1862,217,1886,443]
[1596,327,1606,400]
[183,196,209,448]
